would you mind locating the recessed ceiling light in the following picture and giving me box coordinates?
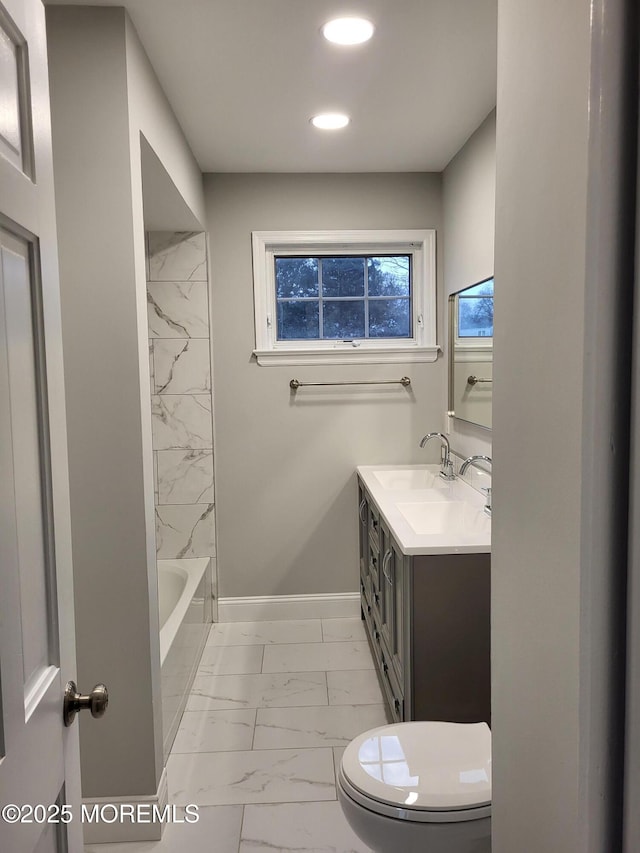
[311,113,350,130]
[322,17,375,45]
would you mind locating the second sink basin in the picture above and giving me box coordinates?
[372,468,439,491]
[397,500,490,536]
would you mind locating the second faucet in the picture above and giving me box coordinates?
[419,432,455,480]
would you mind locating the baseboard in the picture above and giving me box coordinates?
[82,767,168,844]
[217,592,360,622]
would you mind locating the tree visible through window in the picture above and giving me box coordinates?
[275,255,412,341]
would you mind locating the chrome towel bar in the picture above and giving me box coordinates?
[290,377,411,390]
[467,375,492,386]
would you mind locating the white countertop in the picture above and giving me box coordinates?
[357,464,491,556]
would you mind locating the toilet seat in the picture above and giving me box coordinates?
[339,721,491,824]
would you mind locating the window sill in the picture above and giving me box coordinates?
[253,346,440,367]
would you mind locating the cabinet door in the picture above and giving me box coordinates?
[380,530,406,685]
[390,538,405,686]
[358,482,368,585]
[367,501,382,613]
[369,540,382,619]
[379,522,394,656]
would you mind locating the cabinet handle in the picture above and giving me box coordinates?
[374,592,379,605]
[374,629,380,641]
[359,498,367,524]
[382,550,393,584]
[372,518,378,531]
[394,698,401,714]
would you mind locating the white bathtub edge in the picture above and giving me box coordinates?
[158,558,209,665]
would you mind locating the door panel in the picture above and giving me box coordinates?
[0,222,66,852]
[2,231,54,689]
[0,0,81,850]
[0,3,33,177]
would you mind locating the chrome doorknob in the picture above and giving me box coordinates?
[63,680,109,727]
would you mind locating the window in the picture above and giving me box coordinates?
[275,254,412,341]
[252,230,437,365]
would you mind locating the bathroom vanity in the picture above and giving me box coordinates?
[357,464,491,726]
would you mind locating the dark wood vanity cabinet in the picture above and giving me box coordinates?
[358,477,490,726]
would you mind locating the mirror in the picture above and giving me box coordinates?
[448,277,494,430]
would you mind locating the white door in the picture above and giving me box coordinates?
[0,0,84,850]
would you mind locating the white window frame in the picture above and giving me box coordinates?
[251,229,439,366]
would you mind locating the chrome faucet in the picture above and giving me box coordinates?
[419,432,455,480]
[459,455,492,515]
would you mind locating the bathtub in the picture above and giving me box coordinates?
[158,558,211,758]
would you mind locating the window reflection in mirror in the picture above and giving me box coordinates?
[457,278,494,338]
[448,277,493,430]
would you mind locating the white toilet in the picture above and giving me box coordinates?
[337,720,491,853]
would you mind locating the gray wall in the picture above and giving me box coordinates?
[492,0,632,849]
[205,173,444,598]
[442,110,495,459]
[47,6,205,805]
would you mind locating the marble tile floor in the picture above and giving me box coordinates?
[85,617,388,853]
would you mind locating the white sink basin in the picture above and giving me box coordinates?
[372,468,439,491]
[358,465,491,554]
[397,500,490,537]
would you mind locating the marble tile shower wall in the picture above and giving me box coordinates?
[147,232,217,604]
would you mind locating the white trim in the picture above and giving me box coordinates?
[255,345,440,366]
[82,768,168,843]
[454,340,493,352]
[252,229,437,365]
[218,592,360,622]
[453,349,493,364]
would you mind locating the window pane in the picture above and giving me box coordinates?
[369,299,411,338]
[322,257,365,297]
[275,257,318,298]
[458,296,493,337]
[368,256,410,297]
[322,300,365,339]
[277,301,319,339]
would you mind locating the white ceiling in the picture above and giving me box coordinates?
[44,0,497,173]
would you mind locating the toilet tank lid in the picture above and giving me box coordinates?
[341,721,491,811]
